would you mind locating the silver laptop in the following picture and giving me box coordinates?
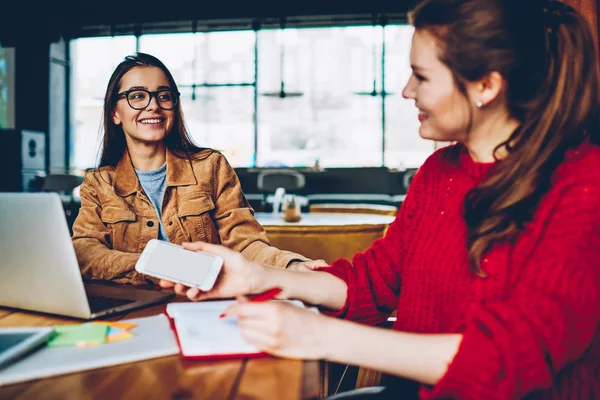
[0,193,174,319]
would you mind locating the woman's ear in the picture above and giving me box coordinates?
[471,71,505,107]
[112,110,121,126]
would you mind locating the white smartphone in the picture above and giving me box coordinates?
[0,327,54,368]
[135,239,223,291]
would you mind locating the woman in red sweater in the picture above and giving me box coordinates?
[161,0,600,398]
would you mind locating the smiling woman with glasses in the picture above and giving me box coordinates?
[71,52,321,286]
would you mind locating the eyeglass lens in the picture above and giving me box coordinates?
[127,90,177,110]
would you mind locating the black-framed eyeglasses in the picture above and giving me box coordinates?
[116,89,180,110]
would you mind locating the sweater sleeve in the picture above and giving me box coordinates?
[316,217,403,325]
[315,167,425,326]
[424,180,600,399]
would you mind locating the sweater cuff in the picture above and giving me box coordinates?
[315,262,352,318]
[422,324,504,400]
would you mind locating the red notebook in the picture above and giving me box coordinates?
[165,300,304,360]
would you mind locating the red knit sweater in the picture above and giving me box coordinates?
[322,142,600,399]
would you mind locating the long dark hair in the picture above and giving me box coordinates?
[410,0,600,275]
[99,52,205,167]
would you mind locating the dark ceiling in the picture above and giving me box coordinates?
[1,0,417,45]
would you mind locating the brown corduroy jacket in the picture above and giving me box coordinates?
[72,148,308,285]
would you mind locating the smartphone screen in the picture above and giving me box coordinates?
[141,241,222,288]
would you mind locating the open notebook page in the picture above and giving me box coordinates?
[166,300,305,359]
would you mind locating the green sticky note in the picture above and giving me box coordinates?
[47,323,109,347]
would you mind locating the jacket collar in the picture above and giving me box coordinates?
[165,148,197,188]
[113,148,197,197]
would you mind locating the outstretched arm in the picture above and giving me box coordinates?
[223,299,462,386]
[161,241,348,310]
[162,192,408,322]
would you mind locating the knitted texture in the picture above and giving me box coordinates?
[320,142,600,399]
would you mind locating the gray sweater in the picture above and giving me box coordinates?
[135,163,168,241]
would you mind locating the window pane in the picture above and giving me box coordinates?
[199,31,255,84]
[139,33,196,85]
[70,36,136,171]
[140,31,255,85]
[180,87,254,167]
[0,48,15,129]
[383,25,434,169]
[257,27,382,168]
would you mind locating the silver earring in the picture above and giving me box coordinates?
[476,100,483,108]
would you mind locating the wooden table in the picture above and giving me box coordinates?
[308,203,397,217]
[0,299,321,400]
[255,212,396,264]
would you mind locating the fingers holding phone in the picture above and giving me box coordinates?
[182,241,270,301]
[153,241,269,301]
[158,280,207,301]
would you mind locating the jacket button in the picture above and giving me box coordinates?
[147,221,154,227]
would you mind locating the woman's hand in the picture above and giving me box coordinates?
[159,242,267,301]
[287,259,328,272]
[223,297,332,360]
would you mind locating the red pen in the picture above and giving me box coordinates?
[219,287,282,319]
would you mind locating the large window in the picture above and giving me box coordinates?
[257,27,382,167]
[70,25,433,171]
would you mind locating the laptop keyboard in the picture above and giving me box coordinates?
[87,296,136,314]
